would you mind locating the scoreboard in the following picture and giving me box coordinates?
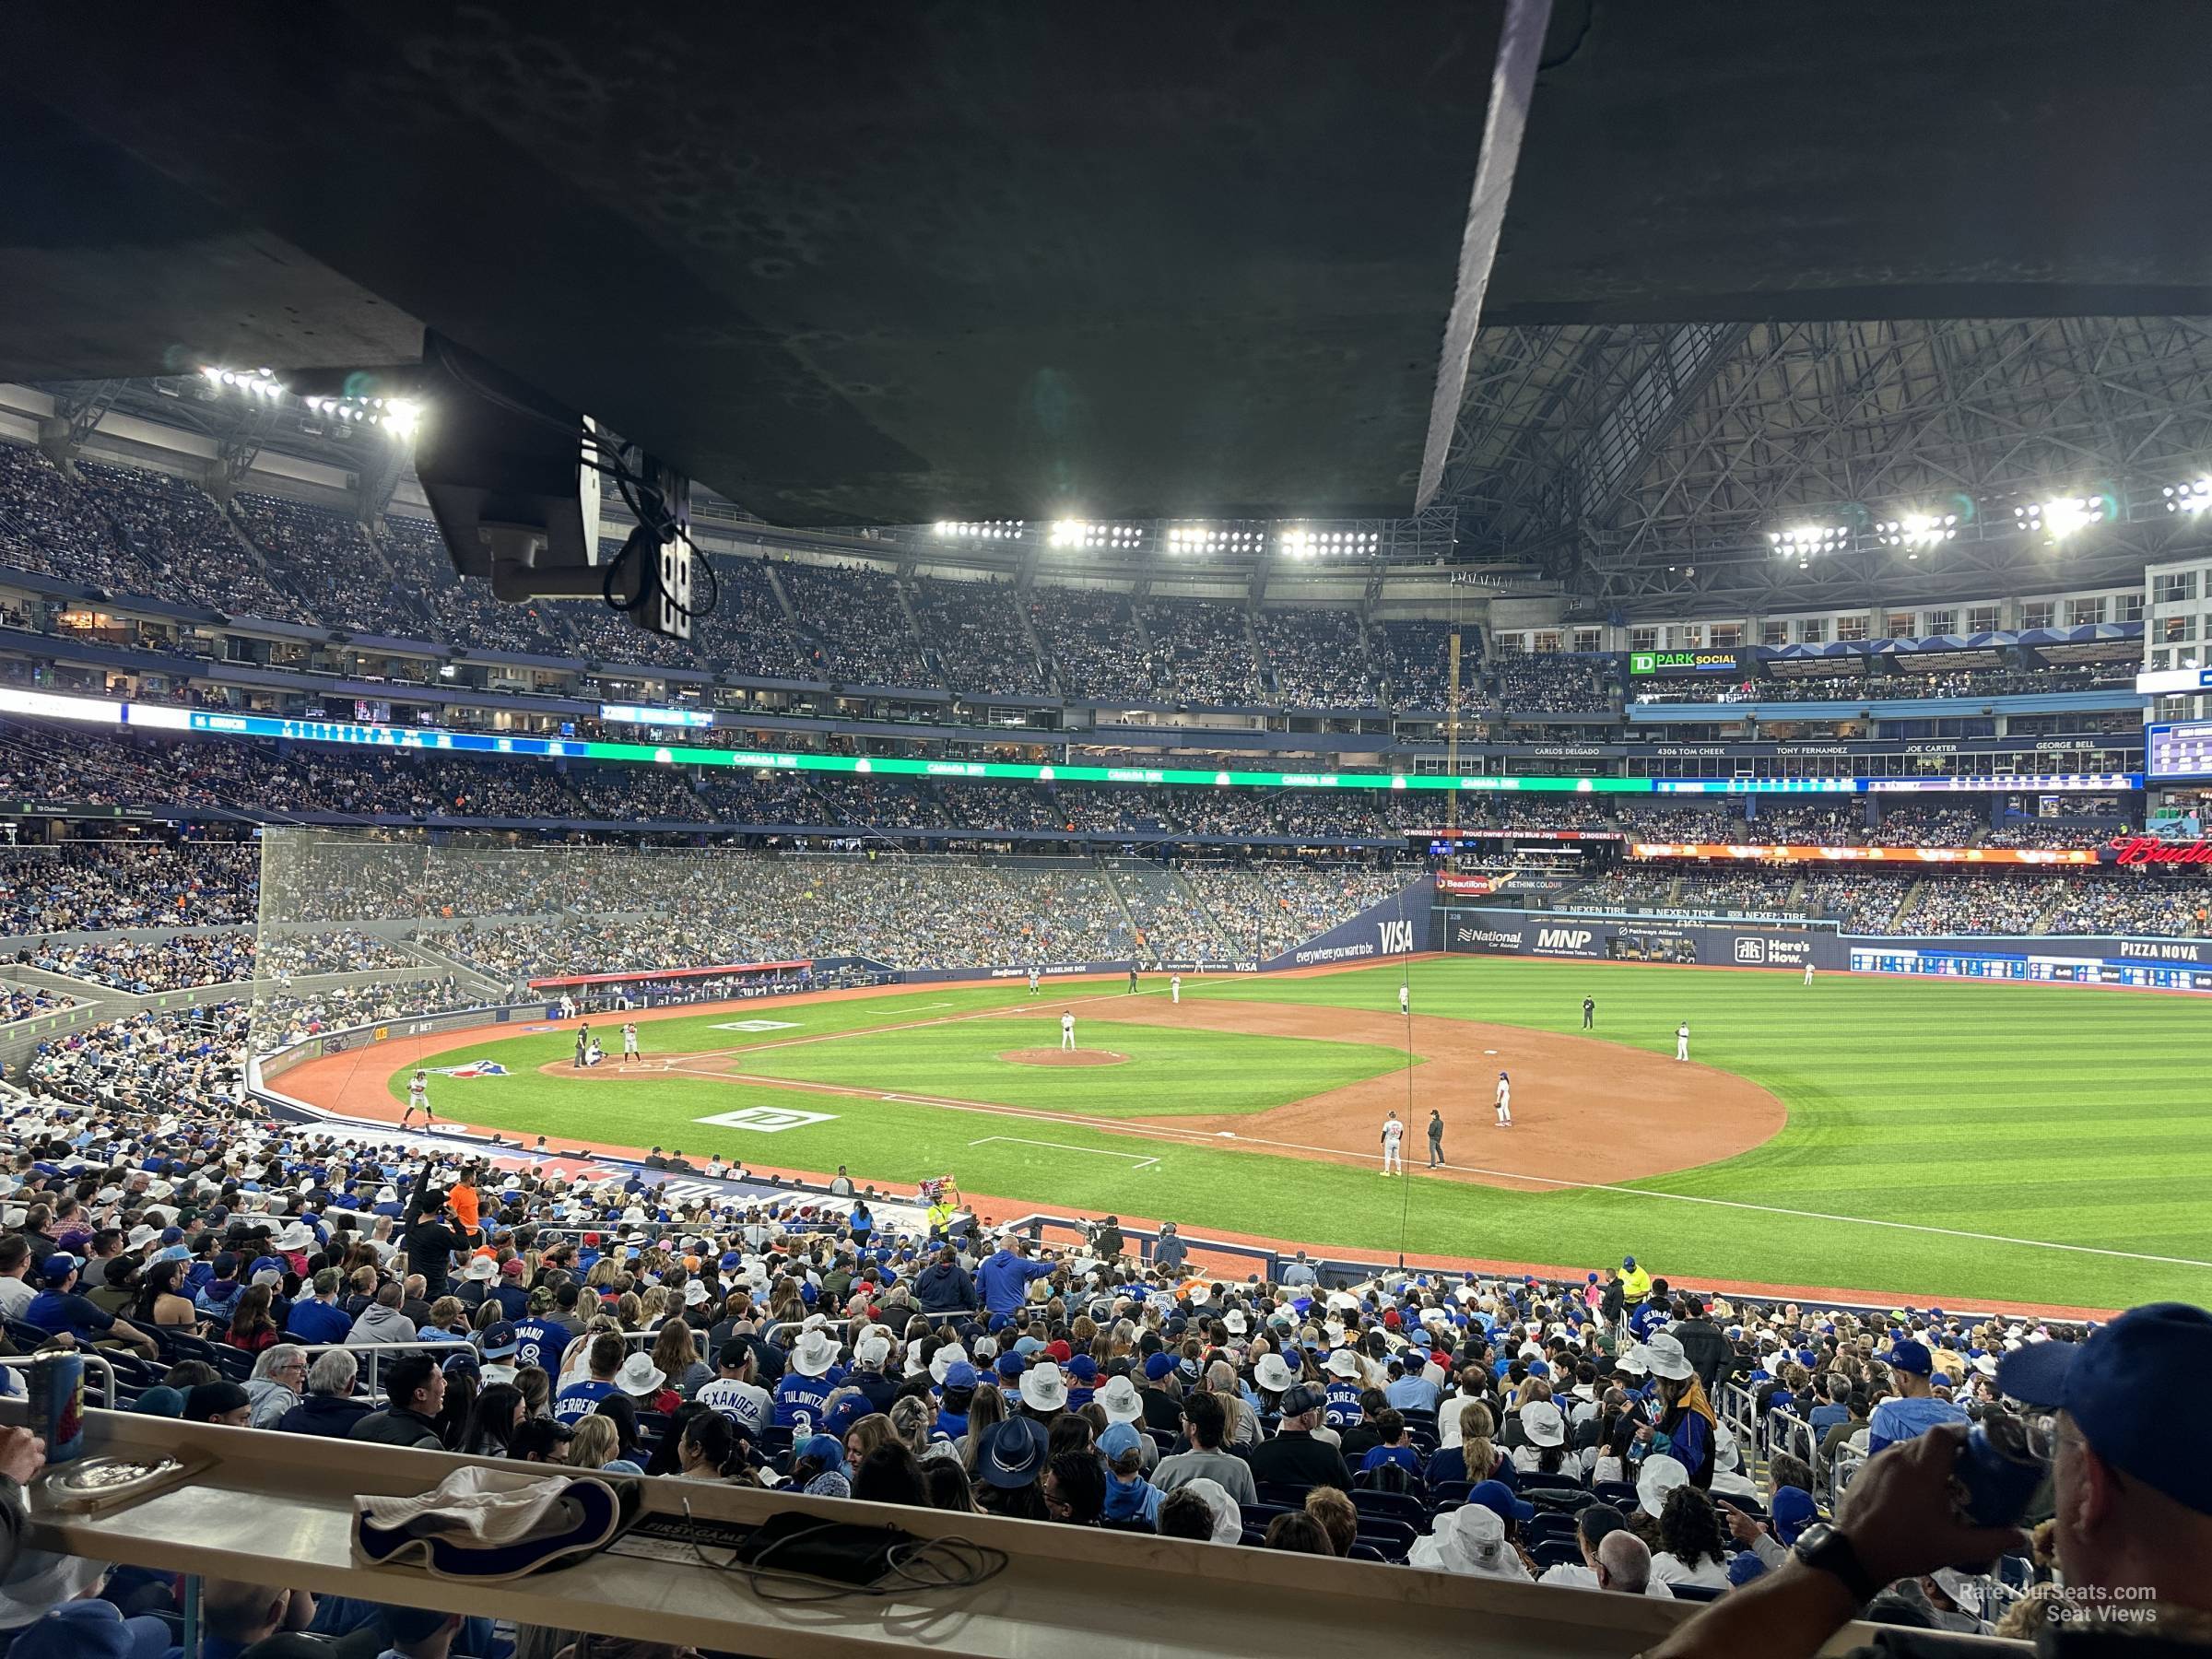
[2147,720,2212,780]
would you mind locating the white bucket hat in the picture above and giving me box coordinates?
[1637,1453,1689,1519]
[1097,1374,1144,1424]
[1324,1349,1361,1380]
[1520,1399,1566,1448]
[789,1329,839,1377]
[615,1352,665,1396]
[1632,1332,1694,1381]
[1429,1503,1524,1578]
[1018,1366,1068,1413]
[929,1343,971,1385]
[1253,1352,1299,1393]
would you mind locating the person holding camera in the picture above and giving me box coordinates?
[1649,1302,2212,1659]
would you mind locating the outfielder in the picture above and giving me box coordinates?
[1061,1010,1077,1052]
[1804,961,1816,987]
[621,1022,640,1065]
[1582,995,1595,1030]
[1676,1020,1690,1062]
[1171,973,1182,1005]
[1380,1110,1405,1175]
[1028,967,1041,996]
[1495,1071,1512,1128]
[402,1069,431,1128]
[1399,982,1410,1017]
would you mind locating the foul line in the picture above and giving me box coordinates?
[695,1071,2212,1274]
[969,1135,1159,1170]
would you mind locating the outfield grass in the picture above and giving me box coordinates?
[400,962,2212,1311]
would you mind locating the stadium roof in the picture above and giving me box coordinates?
[6,2,2212,563]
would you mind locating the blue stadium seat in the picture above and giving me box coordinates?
[1532,1538,1583,1572]
[1349,1488,1428,1524]
[1593,1479,1639,1511]
[1669,1583,1724,1604]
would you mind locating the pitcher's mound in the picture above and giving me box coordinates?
[999,1048,1128,1067]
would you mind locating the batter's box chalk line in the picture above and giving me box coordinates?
[968,1135,1159,1171]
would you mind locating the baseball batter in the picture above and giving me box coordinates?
[402,1069,431,1128]
[1061,1010,1077,1051]
[1380,1110,1405,1175]
[621,1022,640,1065]
[1495,1071,1512,1128]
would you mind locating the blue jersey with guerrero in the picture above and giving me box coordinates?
[1323,1380,1365,1430]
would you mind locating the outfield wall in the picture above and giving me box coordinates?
[1438,904,2212,991]
[1256,875,1441,971]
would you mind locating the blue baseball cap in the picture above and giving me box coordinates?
[1143,1352,1177,1382]
[1770,1485,1818,1544]
[1726,1551,1769,1587]
[1098,1421,1143,1461]
[1886,1339,1934,1376]
[942,1361,979,1392]
[1466,1479,1534,1524]
[478,1321,519,1359]
[38,1253,76,1283]
[995,1352,1026,1382]
[1998,1302,2212,1516]
[1065,1355,1098,1384]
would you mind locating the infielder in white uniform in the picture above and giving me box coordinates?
[621,1022,640,1064]
[1028,968,1040,996]
[1804,961,1816,986]
[1380,1111,1405,1175]
[1677,1021,1690,1061]
[1061,1010,1077,1051]
[1495,1071,1512,1128]
[1171,973,1182,1005]
[1399,982,1410,1016]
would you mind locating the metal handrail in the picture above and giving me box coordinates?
[0,1351,118,1410]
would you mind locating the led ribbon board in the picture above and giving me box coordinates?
[0,688,2148,796]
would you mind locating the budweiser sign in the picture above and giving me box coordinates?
[2109,836,2212,865]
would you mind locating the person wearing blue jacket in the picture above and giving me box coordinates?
[977,1238,1055,1317]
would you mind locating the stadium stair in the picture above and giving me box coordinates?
[1892,878,1928,931]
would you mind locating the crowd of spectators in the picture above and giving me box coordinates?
[1726,805,1859,847]
[1028,589,1153,702]
[2041,877,2212,937]
[1902,875,2058,935]
[1492,654,1615,715]
[1751,674,1871,702]
[0,445,149,594]
[1982,818,2113,850]
[1106,861,1228,961]
[1254,607,1378,708]
[253,977,465,1050]
[376,515,580,658]
[18,1000,251,1114]
[72,460,301,618]
[0,983,76,1025]
[1140,599,1262,708]
[1374,619,1481,712]
[255,930,418,978]
[0,1079,2138,1654]
[1789,870,1910,930]
[779,561,933,688]
[1863,806,1987,848]
[231,492,424,637]
[913,576,1051,697]
[0,842,257,935]
[29,933,256,994]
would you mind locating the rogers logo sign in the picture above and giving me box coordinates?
[2108,836,2212,865]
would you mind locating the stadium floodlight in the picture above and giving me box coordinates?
[1874,512,1958,552]
[935,518,1025,540]
[2163,480,2212,513]
[1771,524,1850,558]
[2014,494,2112,540]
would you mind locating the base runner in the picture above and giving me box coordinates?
[1380,1110,1405,1175]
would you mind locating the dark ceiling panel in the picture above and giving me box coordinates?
[0,97,423,381]
[3,4,1510,524]
[1488,0,2212,324]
